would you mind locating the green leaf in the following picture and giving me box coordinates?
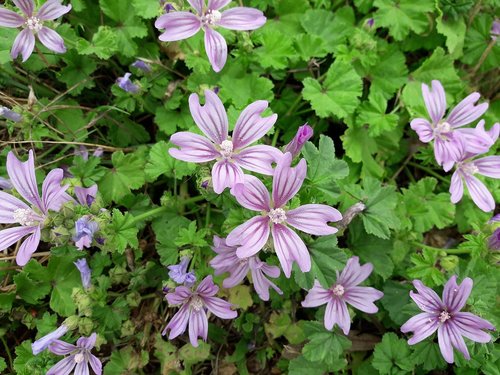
[302,59,362,119]
[104,209,139,254]
[410,341,447,371]
[48,253,81,316]
[372,332,415,374]
[219,72,274,109]
[254,29,295,69]
[99,150,146,203]
[301,324,351,368]
[145,141,197,181]
[0,357,6,373]
[58,51,98,95]
[374,0,434,41]
[174,221,208,247]
[357,92,399,137]
[104,346,149,374]
[152,212,191,266]
[400,177,456,233]
[288,355,329,375]
[14,341,49,375]
[436,15,466,58]
[462,14,499,71]
[293,34,329,60]
[14,261,51,304]
[369,45,408,99]
[408,248,446,287]
[381,281,415,326]
[76,26,119,59]
[132,0,161,19]
[178,341,211,366]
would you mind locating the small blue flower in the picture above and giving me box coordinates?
[32,325,68,355]
[168,257,196,286]
[116,72,139,94]
[73,217,99,250]
[131,60,152,73]
[74,258,92,290]
[0,106,22,122]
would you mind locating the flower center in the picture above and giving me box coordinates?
[202,9,222,25]
[332,284,345,297]
[434,121,452,140]
[461,162,479,176]
[268,208,287,224]
[74,353,85,364]
[25,17,43,33]
[190,296,204,311]
[219,140,233,159]
[439,311,451,323]
[13,208,39,226]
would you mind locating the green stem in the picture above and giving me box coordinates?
[130,196,206,225]
[408,162,449,184]
[413,242,471,255]
[0,336,13,372]
[272,129,280,147]
[285,94,303,117]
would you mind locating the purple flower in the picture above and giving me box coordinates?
[169,90,282,194]
[366,18,374,28]
[283,123,313,158]
[210,236,282,301]
[154,0,266,72]
[74,185,98,206]
[227,153,342,277]
[47,333,102,375]
[32,324,68,355]
[0,177,12,190]
[73,216,99,250]
[410,80,489,171]
[168,256,197,286]
[162,275,237,347]
[301,257,383,334]
[0,106,22,122]
[0,0,71,62]
[0,150,71,266]
[76,146,103,160]
[116,72,139,94]
[401,276,495,364]
[74,258,91,290]
[491,19,500,40]
[489,228,500,250]
[131,59,152,73]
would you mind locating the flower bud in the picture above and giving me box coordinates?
[440,255,459,271]
[283,124,313,157]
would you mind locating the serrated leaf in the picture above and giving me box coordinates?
[302,330,351,368]
[105,209,139,254]
[436,15,466,58]
[76,26,119,59]
[372,333,414,374]
[369,45,408,99]
[254,29,295,69]
[408,248,446,287]
[145,141,197,181]
[410,341,447,371]
[357,93,399,137]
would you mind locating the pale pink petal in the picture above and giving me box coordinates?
[0,225,35,253]
[325,298,350,334]
[422,80,446,124]
[434,136,464,169]
[155,12,201,42]
[42,168,70,212]
[204,27,227,72]
[272,224,310,278]
[221,263,248,288]
[11,28,35,62]
[37,0,72,21]
[450,171,464,204]
[219,7,266,30]
[188,90,228,144]
[286,204,342,235]
[37,27,66,53]
[13,0,34,16]
[164,303,190,339]
[196,275,219,297]
[410,118,434,143]
[76,333,96,350]
[88,354,102,375]
[463,174,495,212]
[0,191,29,223]
[75,361,89,375]
[7,150,43,211]
[343,286,383,313]
[438,324,454,363]
[230,174,270,212]
[16,225,41,266]
[457,120,497,155]
[48,340,77,355]
[187,0,204,14]
[337,256,373,288]
[475,156,500,178]
[232,101,277,149]
[212,160,244,194]
[447,93,489,128]
[188,310,208,347]
[233,145,282,175]
[301,280,330,307]
[401,312,439,345]
[208,0,231,10]
[272,153,306,208]
[0,8,25,27]
[74,185,97,206]
[453,312,494,343]
[227,216,270,258]
[46,355,76,375]
[204,296,237,318]
[166,286,192,305]
[447,323,470,361]
[169,132,218,162]
[250,259,282,301]
[442,276,472,313]
[410,280,444,313]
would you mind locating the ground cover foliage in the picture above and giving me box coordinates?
[0,0,499,374]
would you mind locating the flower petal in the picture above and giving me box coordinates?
[230,174,270,212]
[204,296,237,318]
[37,0,72,21]
[325,298,350,334]
[475,156,500,178]
[343,286,383,314]
[410,280,444,313]
[189,90,228,144]
[188,310,208,347]
[219,7,266,30]
[196,275,219,297]
[401,312,439,345]
[447,93,488,128]
[453,312,494,343]
[0,226,35,253]
[228,216,270,258]
[463,174,495,212]
[204,26,227,72]
[457,120,498,155]
[13,0,34,16]
[233,145,282,175]
[48,340,77,355]
[286,204,342,236]
[46,355,77,375]
[250,258,282,301]
[37,27,66,53]
[433,135,464,169]
[0,8,25,27]
[221,263,248,288]
[16,225,41,266]
[74,185,98,206]
[410,118,434,143]
[0,191,29,224]
[169,132,218,163]
[232,101,277,149]
[166,286,192,305]
[164,303,190,339]
[208,0,231,10]
[272,153,306,208]
[443,275,472,313]
[75,361,90,375]
[76,333,96,350]
[155,12,201,42]
[211,160,244,194]
[7,150,43,211]
[11,28,35,63]
[88,354,102,375]
[337,256,373,288]
[450,171,464,204]
[437,324,454,363]
[272,223,310,277]
[301,280,330,308]
[422,80,446,124]
[42,168,70,212]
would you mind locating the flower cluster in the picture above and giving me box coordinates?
[410,80,499,212]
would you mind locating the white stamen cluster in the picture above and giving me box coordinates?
[219,140,233,158]
[190,296,204,311]
[332,284,345,297]
[461,162,479,175]
[25,17,43,33]
[439,311,451,323]
[13,208,38,226]
[268,208,287,224]
[434,121,452,140]
[74,353,85,364]
[202,9,222,25]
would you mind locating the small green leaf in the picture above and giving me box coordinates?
[372,332,415,374]
[76,26,119,59]
[357,93,399,137]
[104,209,139,254]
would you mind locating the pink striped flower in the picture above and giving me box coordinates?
[301,257,383,334]
[0,0,71,62]
[169,90,282,194]
[0,150,71,266]
[226,153,342,277]
[410,80,489,171]
[162,275,237,347]
[210,236,282,301]
[154,0,266,72]
[401,276,495,364]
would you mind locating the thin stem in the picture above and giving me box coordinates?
[413,242,471,255]
[408,162,449,184]
[271,129,280,147]
[470,38,496,77]
[0,336,13,372]
[130,196,206,225]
